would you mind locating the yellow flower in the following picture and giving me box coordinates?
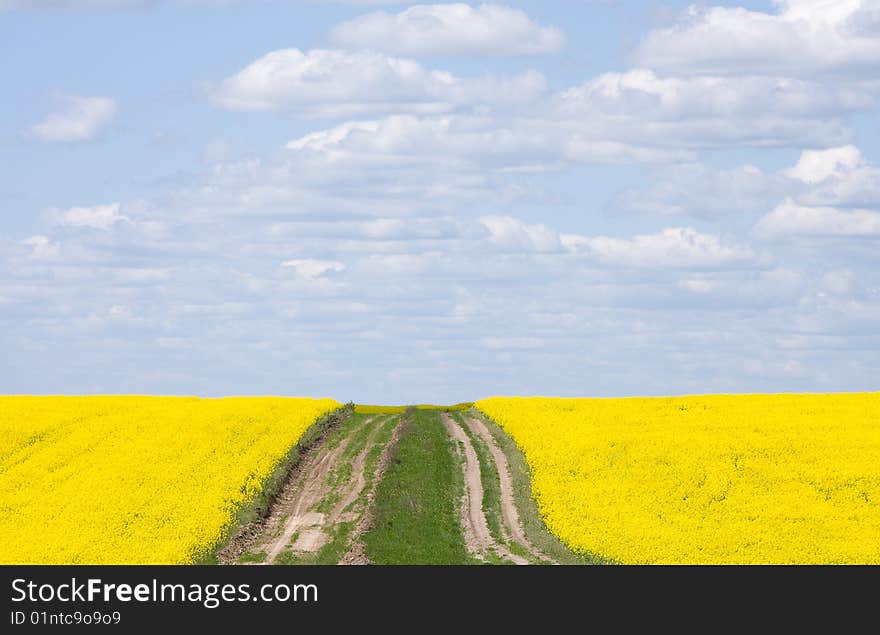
[0,396,339,564]
[476,394,880,564]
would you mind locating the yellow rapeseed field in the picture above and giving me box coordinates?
[354,403,473,414]
[476,394,880,564]
[0,396,340,564]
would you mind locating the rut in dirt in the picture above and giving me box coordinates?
[234,413,401,564]
[442,413,554,565]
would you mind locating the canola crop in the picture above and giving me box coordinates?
[476,394,880,564]
[0,396,340,564]
[354,403,473,415]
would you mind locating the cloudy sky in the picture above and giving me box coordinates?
[2,0,879,403]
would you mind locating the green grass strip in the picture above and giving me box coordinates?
[363,409,475,565]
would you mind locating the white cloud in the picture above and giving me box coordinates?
[282,258,346,279]
[51,203,128,231]
[558,69,873,119]
[22,235,61,261]
[6,2,880,403]
[678,278,716,294]
[612,144,880,221]
[578,227,758,268]
[330,3,565,55]
[786,146,880,209]
[284,113,694,178]
[479,215,566,253]
[210,48,546,116]
[285,114,557,169]
[30,95,117,143]
[455,216,761,269]
[755,198,880,238]
[613,163,785,216]
[636,1,880,76]
[783,145,866,183]
[554,69,864,149]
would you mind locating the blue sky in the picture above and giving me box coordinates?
[2,0,879,403]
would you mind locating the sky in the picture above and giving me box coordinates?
[1,0,879,403]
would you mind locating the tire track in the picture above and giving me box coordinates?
[462,414,555,564]
[257,416,379,564]
[330,416,386,523]
[441,413,528,565]
[264,437,351,563]
[340,416,408,565]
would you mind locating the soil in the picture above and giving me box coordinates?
[219,408,551,566]
[462,414,554,564]
[263,437,351,563]
[340,417,408,565]
[221,414,405,565]
[215,408,350,565]
[441,414,529,565]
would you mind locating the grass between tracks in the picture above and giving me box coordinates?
[363,409,476,564]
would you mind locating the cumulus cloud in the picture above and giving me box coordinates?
[22,235,61,261]
[330,3,565,55]
[783,145,866,183]
[210,48,546,116]
[283,112,695,179]
[285,114,560,169]
[6,2,880,401]
[30,95,117,143]
[577,227,759,268]
[611,145,880,220]
[613,163,787,216]
[479,216,567,253]
[755,198,880,239]
[51,203,129,231]
[5,188,877,401]
[787,147,880,209]
[554,69,864,149]
[558,69,874,120]
[454,216,762,269]
[213,49,875,157]
[282,259,346,280]
[636,0,880,76]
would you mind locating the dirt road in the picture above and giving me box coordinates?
[462,414,553,563]
[340,418,409,565]
[442,413,532,565]
[233,414,399,564]
[264,436,351,562]
[223,408,555,565]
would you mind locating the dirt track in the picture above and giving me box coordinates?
[442,413,532,565]
[233,414,399,564]
[340,418,408,565]
[263,436,351,563]
[462,414,553,563]
[224,408,552,565]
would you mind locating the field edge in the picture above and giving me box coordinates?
[469,407,610,565]
[205,403,355,565]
